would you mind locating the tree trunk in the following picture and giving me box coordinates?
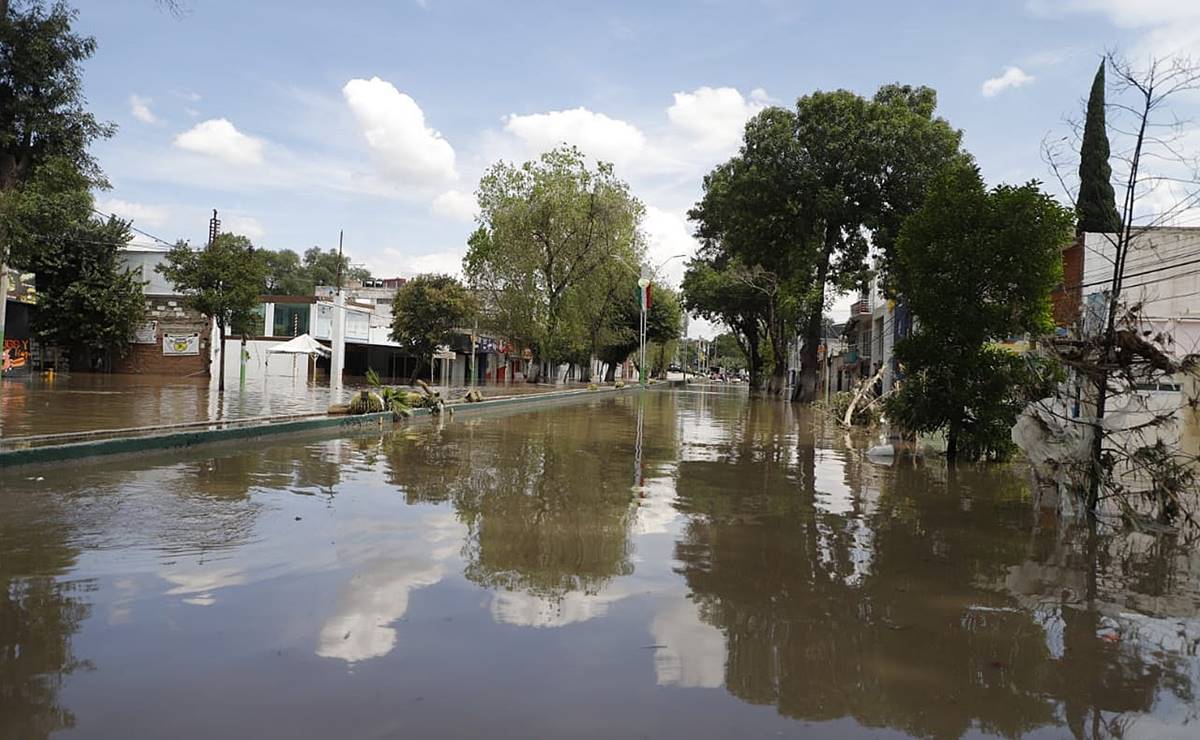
[794,234,834,403]
[747,332,764,394]
[217,320,227,391]
[946,419,959,463]
[604,362,616,382]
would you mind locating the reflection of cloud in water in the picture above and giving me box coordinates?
[633,472,680,536]
[316,511,465,664]
[813,452,859,516]
[162,565,248,606]
[316,559,445,663]
[650,599,725,688]
[490,587,631,629]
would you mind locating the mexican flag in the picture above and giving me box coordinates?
[639,282,652,311]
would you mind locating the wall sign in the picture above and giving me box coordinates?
[134,321,158,344]
[163,333,200,356]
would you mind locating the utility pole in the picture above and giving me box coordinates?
[471,316,478,389]
[330,230,346,390]
[638,278,650,386]
[0,264,8,380]
[208,210,229,391]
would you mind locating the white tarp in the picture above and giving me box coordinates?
[268,333,330,356]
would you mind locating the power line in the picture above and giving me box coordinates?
[90,207,177,246]
[1062,249,1200,291]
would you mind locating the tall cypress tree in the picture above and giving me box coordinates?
[1076,61,1121,233]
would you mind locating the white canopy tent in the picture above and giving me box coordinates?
[268,334,330,357]
[267,334,329,380]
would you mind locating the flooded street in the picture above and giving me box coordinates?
[0,373,579,439]
[1,387,1197,739]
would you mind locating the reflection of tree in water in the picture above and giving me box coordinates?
[0,494,91,740]
[674,416,1194,739]
[386,399,665,599]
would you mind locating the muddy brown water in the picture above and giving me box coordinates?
[0,373,581,438]
[1,387,1197,739]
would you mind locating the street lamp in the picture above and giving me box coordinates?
[633,253,688,387]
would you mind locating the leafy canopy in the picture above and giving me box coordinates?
[0,0,113,194]
[158,233,268,335]
[1075,61,1121,233]
[888,162,1074,460]
[389,273,477,362]
[466,146,643,364]
[32,214,146,360]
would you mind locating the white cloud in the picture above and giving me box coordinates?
[503,107,648,167]
[174,118,265,165]
[1026,1,1200,59]
[494,86,771,178]
[342,77,458,185]
[94,197,170,228]
[224,214,266,240]
[430,189,476,222]
[129,94,160,124]
[981,66,1036,97]
[1027,0,1200,28]
[666,86,767,153]
[370,247,465,278]
[642,206,699,288]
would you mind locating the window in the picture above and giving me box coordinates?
[273,304,311,337]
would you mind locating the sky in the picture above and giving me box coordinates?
[72,0,1200,337]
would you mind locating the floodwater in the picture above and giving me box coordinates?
[0,373,582,438]
[1,387,1197,739]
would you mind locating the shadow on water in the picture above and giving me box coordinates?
[0,386,1196,738]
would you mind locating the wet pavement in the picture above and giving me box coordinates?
[1,387,1197,739]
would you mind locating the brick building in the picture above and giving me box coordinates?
[1050,234,1084,329]
[112,245,210,376]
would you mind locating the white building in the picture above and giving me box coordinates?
[1078,228,1200,452]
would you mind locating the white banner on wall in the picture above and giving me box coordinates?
[163,333,200,356]
[133,321,158,344]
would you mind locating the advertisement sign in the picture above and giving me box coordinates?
[163,333,200,356]
[2,338,29,373]
[134,321,158,344]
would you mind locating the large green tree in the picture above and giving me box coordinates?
[0,0,114,365]
[681,256,766,389]
[32,215,145,368]
[158,233,268,391]
[711,332,747,372]
[887,163,1074,461]
[688,86,964,402]
[689,107,812,396]
[2,158,143,369]
[389,273,476,382]
[466,146,643,381]
[595,279,681,381]
[1075,61,1121,233]
[300,246,371,289]
[789,86,964,403]
[263,248,307,295]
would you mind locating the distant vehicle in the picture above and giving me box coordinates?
[668,363,681,372]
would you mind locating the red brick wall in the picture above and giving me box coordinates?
[1051,235,1084,328]
[112,296,210,376]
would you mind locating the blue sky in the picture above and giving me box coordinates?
[73,0,1200,332]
